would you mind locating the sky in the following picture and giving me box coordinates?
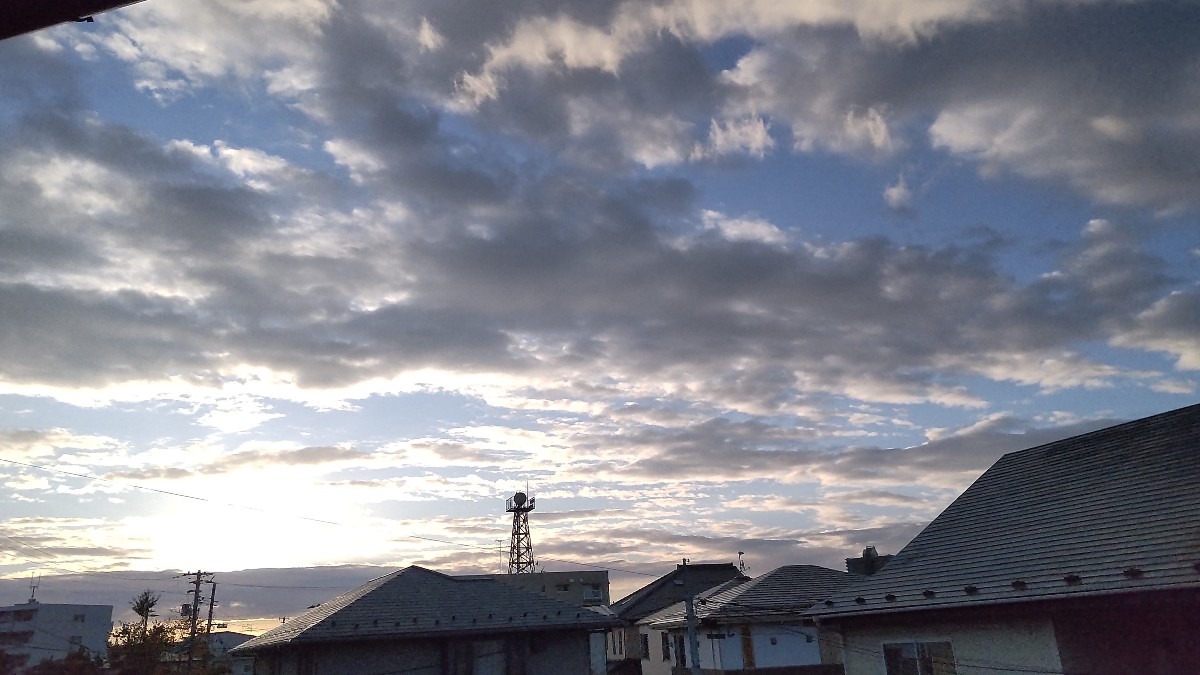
[0,0,1198,631]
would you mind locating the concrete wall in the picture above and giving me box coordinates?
[835,616,1062,675]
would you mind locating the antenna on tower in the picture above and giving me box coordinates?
[27,574,41,604]
[505,488,536,574]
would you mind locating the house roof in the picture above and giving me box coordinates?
[643,565,860,628]
[232,566,621,653]
[809,403,1200,619]
[610,563,744,621]
[0,0,146,41]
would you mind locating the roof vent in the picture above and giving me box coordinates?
[1063,574,1082,586]
[434,619,440,625]
[885,594,896,602]
[1123,567,1144,579]
[854,597,866,605]
[412,618,418,624]
[1193,562,1200,573]
[964,585,979,595]
[922,590,936,599]
[1011,580,1028,590]
[824,600,834,607]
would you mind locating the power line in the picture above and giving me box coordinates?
[0,458,339,525]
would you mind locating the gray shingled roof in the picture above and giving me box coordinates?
[643,565,860,628]
[233,566,621,653]
[809,403,1200,619]
[610,563,744,621]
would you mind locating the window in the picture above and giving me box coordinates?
[73,614,86,622]
[883,641,957,675]
[555,584,570,592]
[640,633,650,660]
[661,632,671,661]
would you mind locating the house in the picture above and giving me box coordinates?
[230,565,622,675]
[207,631,255,675]
[808,403,1200,675]
[607,562,745,675]
[462,570,610,607]
[644,565,860,673]
[0,600,112,671]
[0,0,146,41]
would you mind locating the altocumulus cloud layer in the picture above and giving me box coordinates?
[0,0,1198,616]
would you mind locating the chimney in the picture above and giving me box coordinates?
[846,546,893,575]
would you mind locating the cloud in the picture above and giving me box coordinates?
[883,173,912,211]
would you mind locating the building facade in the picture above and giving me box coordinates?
[0,601,112,671]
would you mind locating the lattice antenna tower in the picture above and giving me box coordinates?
[505,488,536,574]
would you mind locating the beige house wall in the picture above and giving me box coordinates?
[834,616,1063,675]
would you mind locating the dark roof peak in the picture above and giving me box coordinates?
[810,403,1200,618]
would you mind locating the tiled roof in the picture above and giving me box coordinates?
[643,565,860,628]
[809,403,1200,619]
[232,566,621,653]
[610,563,744,621]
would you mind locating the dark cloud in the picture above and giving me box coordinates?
[736,2,1200,210]
[573,412,1118,487]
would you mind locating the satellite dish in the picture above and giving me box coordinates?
[512,491,527,506]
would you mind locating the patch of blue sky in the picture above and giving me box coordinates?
[697,34,757,74]
[683,152,884,238]
[367,497,506,523]
[243,391,488,447]
[0,395,199,450]
[66,44,335,175]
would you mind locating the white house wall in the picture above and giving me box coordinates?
[639,627,673,675]
[667,623,822,671]
[835,616,1064,675]
[751,624,822,668]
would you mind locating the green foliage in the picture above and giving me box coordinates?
[0,649,29,675]
[22,651,103,675]
[130,590,160,637]
[107,618,185,675]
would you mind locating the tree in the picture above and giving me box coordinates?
[130,590,160,639]
[107,619,182,675]
[23,651,102,675]
[0,649,29,675]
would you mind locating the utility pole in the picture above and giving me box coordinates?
[682,559,702,675]
[203,581,217,670]
[181,570,213,673]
